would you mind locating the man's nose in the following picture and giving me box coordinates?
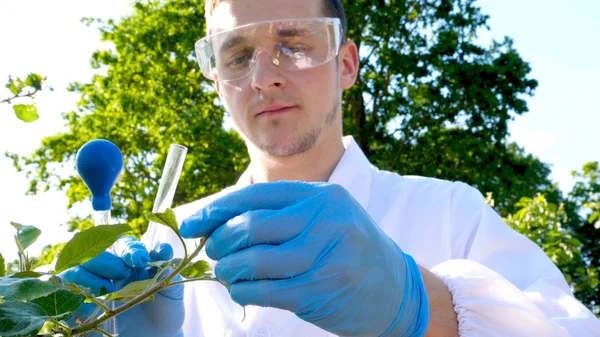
[251,50,286,91]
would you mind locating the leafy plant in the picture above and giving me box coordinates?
[1,74,48,123]
[502,192,599,315]
[568,161,600,314]
[0,209,218,337]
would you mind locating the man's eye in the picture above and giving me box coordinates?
[280,45,309,56]
[233,56,249,65]
[226,53,251,67]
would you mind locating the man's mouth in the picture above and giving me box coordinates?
[257,105,297,116]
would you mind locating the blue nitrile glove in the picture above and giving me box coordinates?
[59,236,185,337]
[180,181,429,337]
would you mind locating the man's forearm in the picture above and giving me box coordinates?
[418,265,459,337]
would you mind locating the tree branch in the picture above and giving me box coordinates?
[69,237,208,336]
[0,88,42,105]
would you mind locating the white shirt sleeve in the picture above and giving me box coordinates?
[430,182,600,337]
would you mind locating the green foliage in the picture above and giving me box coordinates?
[566,162,600,314]
[12,104,39,123]
[506,195,582,278]
[9,222,42,273]
[65,216,95,232]
[0,277,59,302]
[180,260,211,279]
[146,208,179,235]
[10,271,43,279]
[0,301,71,337]
[31,290,85,318]
[34,243,68,269]
[0,208,214,336]
[0,253,5,277]
[105,279,154,302]
[2,73,47,123]
[502,170,600,315]
[10,222,42,251]
[6,0,248,240]
[342,0,551,216]
[54,224,131,273]
[147,258,182,270]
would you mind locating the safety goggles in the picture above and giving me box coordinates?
[195,18,342,82]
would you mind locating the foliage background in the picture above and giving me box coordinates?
[2,0,598,315]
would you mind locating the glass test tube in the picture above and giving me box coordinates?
[144,144,187,278]
[151,144,188,214]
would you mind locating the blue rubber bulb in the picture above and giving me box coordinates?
[76,139,124,211]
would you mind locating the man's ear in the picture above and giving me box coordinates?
[338,41,359,89]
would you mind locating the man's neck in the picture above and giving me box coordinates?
[248,134,346,183]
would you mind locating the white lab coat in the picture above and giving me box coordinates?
[142,136,600,337]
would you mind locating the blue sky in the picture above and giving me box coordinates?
[0,0,598,263]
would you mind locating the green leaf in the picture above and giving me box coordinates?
[5,76,20,96]
[10,271,43,278]
[589,212,599,224]
[0,276,58,302]
[0,252,5,277]
[66,281,94,298]
[569,238,582,248]
[10,222,42,250]
[147,257,183,270]
[25,73,44,90]
[589,277,599,289]
[14,236,26,264]
[37,319,65,335]
[180,260,211,279]
[54,224,130,274]
[146,208,179,235]
[13,104,39,123]
[105,279,153,302]
[31,290,85,317]
[0,301,70,336]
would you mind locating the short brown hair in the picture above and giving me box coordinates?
[204,0,347,41]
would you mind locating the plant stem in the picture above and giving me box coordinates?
[0,88,41,104]
[170,276,226,288]
[93,327,114,337]
[70,237,208,336]
[56,320,71,330]
[177,234,188,263]
[86,296,111,313]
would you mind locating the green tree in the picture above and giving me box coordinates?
[7,0,248,239]
[342,0,552,215]
[567,162,600,314]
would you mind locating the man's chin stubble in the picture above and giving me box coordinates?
[258,126,322,157]
[254,96,340,157]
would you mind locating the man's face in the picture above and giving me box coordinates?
[208,0,352,157]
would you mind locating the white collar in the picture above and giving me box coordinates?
[236,136,372,210]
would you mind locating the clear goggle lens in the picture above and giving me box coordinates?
[195,18,342,82]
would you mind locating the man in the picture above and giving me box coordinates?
[62,0,600,336]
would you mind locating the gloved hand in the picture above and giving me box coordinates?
[180,181,429,337]
[59,236,185,337]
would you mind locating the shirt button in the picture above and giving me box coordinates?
[250,325,272,337]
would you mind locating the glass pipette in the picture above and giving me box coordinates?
[76,139,124,336]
